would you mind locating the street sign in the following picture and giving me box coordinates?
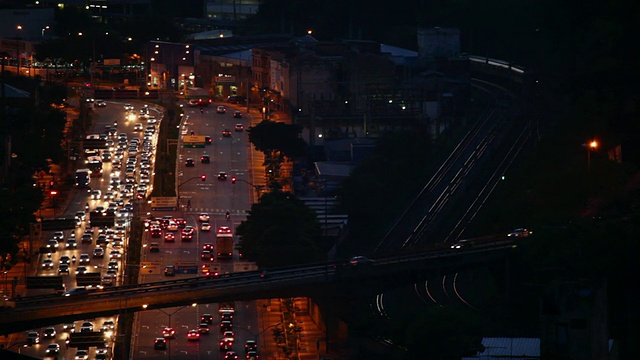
[183,135,205,143]
[183,135,206,148]
[140,261,161,274]
[174,262,198,274]
[151,197,177,211]
[76,273,101,286]
[41,218,76,230]
[26,276,63,289]
[69,331,108,349]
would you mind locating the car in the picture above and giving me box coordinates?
[154,337,167,350]
[222,129,232,137]
[42,259,54,269]
[349,256,374,267]
[90,189,102,199]
[93,247,105,258]
[185,158,195,167]
[450,239,474,249]
[52,231,65,241]
[75,211,86,222]
[43,327,56,338]
[66,238,78,249]
[164,233,175,242]
[166,221,179,232]
[108,260,119,270]
[101,274,115,286]
[59,255,71,265]
[79,253,91,264]
[218,171,228,181]
[227,95,244,104]
[201,313,213,324]
[149,243,160,253]
[198,323,210,334]
[110,249,122,259]
[164,265,175,277]
[80,321,94,332]
[233,111,243,118]
[75,349,89,360]
[201,222,211,231]
[508,228,533,237]
[218,226,232,234]
[75,266,88,275]
[150,227,162,238]
[163,327,176,339]
[26,331,39,344]
[187,329,200,341]
[235,123,244,131]
[62,286,93,296]
[205,135,212,144]
[201,250,214,261]
[220,311,233,321]
[220,320,233,332]
[224,350,239,360]
[124,103,134,110]
[58,264,70,275]
[245,339,258,353]
[216,105,226,114]
[101,320,115,331]
[198,213,210,222]
[246,350,259,359]
[134,123,144,131]
[46,239,58,250]
[81,233,92,244]
[220,337,234,350]
[63,323,75,332]
[201,154,210,163]
[45,343,60,354]
[222,330,235,340]
[95,99,107,107]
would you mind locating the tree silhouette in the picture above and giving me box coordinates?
[236,191,323,267]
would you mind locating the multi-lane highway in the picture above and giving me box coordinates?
[14,98,162,359]
[132,97,260,359]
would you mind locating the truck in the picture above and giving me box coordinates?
[216,226,234,259]
[75,169,91,188]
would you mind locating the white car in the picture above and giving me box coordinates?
[90,190,102,200]
[200,222,211,231]
[75,349,89,360]
[198,213,210,222]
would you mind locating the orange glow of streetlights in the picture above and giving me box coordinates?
[589,140,598,149]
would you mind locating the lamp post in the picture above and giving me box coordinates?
[583,140,598,170]
[145,303,197,360]
[16,25,22,74]
[41,25,50,39]
[235,322,282,355]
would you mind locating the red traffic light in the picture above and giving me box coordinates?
[201,175,206,181]
[231,177,236,184]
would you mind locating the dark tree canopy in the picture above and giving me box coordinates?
[236,191,323,268]
[247,120,308,159]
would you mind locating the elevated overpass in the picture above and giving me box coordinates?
[0,239,519,334]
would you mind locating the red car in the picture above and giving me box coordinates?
[162,327,175,339]
[187,329,200,341]
[164,233,175,242]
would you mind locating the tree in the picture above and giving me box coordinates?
[236,191,323,267]
[248,120,308,160]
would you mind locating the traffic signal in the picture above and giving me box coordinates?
[231,177,236,184]
[49,180,55,188]
[201,174,206,181]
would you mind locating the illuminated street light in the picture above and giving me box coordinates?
[583,139,598,170]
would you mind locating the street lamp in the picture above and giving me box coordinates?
[144,303,197,360]
[16,25,23,74]
[235,322,283,353]
[41,25,50,39]
[584,139,598,170]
